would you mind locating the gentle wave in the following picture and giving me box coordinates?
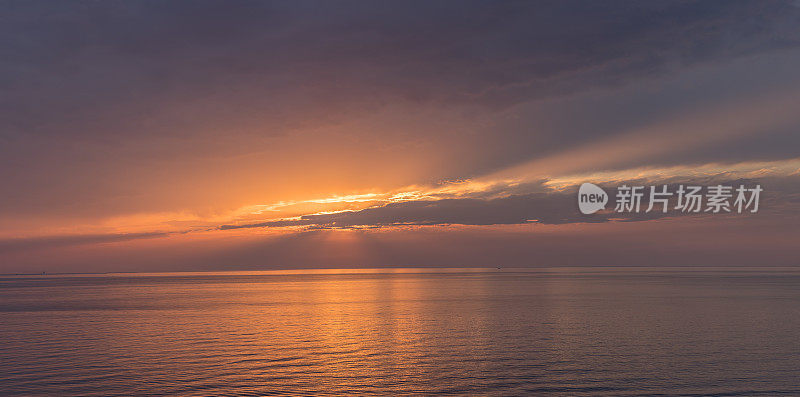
[2,268,800,395]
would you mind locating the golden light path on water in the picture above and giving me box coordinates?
[2,268,800,395]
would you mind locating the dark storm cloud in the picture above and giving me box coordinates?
[218,192,672,230]
[220,176,800,230]
[3,0,799,137]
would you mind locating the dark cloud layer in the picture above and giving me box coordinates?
[221,177,800,230]
[218,192,631,229]
[4,0,799,137]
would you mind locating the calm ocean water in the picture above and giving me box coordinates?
[1,267,800,396]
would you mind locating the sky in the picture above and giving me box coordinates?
[1,0,799,273]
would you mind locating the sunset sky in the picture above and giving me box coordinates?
[2,0,799,273]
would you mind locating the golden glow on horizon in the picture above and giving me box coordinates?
[5,156,796,241]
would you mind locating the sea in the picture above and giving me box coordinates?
[1,267,799,396]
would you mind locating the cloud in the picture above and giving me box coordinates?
[3,0,799,138]
[2,0,800,256]
[0,232,170,254]
[218,192,675,230]
[219,171,800,230]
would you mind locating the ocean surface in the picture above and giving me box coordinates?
[1,267,800,396]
